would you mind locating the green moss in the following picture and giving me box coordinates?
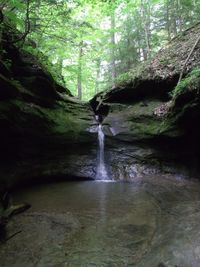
[10,99,90,141]
[127,101,162,117]
[129,62,148,81]
[129,119,161,136]
[171,67,200,98]
[21,44,66,89]
[116,72,132,84]
[159,58,170,66]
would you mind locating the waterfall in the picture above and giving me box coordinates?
[96,124,108,180]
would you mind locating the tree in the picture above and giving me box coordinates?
[110,8,117,85]
[2,0,200,100]
[77,40,83,100]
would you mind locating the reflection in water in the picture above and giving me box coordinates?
[99,182,107,224]
[11,181,156,266]
[3,177,200,267]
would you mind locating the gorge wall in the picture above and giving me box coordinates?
[0,22,200,189]
[0,24,97,190]
[91,23,200,180]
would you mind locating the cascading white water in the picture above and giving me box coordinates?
[96,124,108,180]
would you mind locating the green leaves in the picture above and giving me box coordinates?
[4,0,200,100]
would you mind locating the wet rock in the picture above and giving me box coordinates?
[0,25,96,189]
[0,75,19,101]
[157,263,167,267]
[90,24,200,180]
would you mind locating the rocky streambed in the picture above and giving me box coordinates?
[1,175,200,267]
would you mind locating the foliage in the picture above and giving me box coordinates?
[171,67,200,98]
[1,0,200,100]
[115,72,132,84]
[22,44,66,88]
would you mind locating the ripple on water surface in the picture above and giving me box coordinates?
[1,176,200,267]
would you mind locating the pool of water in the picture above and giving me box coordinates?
[1,175,200,267]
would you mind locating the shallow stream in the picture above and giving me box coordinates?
[1,175,200,267]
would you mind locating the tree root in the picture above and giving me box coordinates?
[0,197,31,241]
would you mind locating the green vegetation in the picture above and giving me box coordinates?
[1,0,200,100]
[171,67,200,97]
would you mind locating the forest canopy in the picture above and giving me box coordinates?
[1,0,200,100]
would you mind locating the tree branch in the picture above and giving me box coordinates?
[12,0,31,44]
[0,0,7,10]
[0,9,3,24]
[178,34,200,84]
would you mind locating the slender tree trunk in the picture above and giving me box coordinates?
[32,0,41,30]
[126,39,131,70]
[110,10,116,86]
[12,0,31,44]
[172,18,177,36]
[95,59,101,94]
[172,1,177,36]
[0,9,3,59]
[126,16,132,70]
[188,0,195,24]
[141,0,151,59]
[57,57,63,75]
[136,29,143,61]
[77,41,83,100]
[193,0,197,18]
[178,35,200,84]
[165,0,171,41]
[177,0,182,32]
[142,48,148,61]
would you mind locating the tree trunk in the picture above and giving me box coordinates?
[165,0,171,41]
[178,34,200,84]
[136,29,143,61]
[141,0,151,59]
[77,41,83,100]
[110,10,116,86]
[172,1,177,36]
[0,10,3,59]
[95,58,101,94]
[126,16,132,70]
[32,0,41,31]
[177,0,183,32]
[57,57,63,74]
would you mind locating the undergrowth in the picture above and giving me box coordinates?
[171,67,200,98]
